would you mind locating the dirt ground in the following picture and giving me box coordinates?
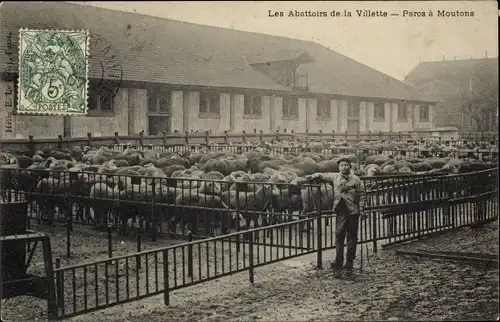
[1,220,498,321]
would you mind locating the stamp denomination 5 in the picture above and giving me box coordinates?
[17,29,90,116]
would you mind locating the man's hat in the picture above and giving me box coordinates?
[336,157,352,165]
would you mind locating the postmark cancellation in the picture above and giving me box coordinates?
[17,29,90,116]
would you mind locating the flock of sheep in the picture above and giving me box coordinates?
[0,138,497,238]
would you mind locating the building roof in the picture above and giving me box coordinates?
[404,58,499,87]
[1,1,431,101]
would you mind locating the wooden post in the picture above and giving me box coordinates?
[57,135,63,149]
[28,135,35,156]
[162,131,167,146]
[139,130,144,147]
[114,132,120,145]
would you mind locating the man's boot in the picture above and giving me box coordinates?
[330,262,343,278]
[344,261,354,277]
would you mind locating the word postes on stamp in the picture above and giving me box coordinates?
[17,29,90,115]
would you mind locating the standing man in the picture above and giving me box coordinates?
[331,157,366,278]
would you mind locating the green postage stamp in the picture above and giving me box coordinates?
[17,29,90,115]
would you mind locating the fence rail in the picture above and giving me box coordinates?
[0,167,498,320]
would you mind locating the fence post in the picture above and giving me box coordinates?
[151,178,157,242]
[28,135,35,156]
[57,134,63,150]
[114,132,120,145]
[163,249,170,305]
[162,131,167,147]
[184,131,190,145]
[86,132,92,147]
[316,185,323,269]
[205,130,210,145]
[136,218,142,270]
[248,230,254,284]
[139,130,144,147]
[224,130,229,144]
[187,232,193,278]
[372,210,377,253]
[235,182,241,253]
[55,258,64,318]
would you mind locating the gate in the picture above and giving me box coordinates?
[362,168,499,248]
[52,215,321,320]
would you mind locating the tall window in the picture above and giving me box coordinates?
[148,89,170,114]
[419,104,429,121]
[244,94,262,116]
[147,88,171,135]
[199,92,220,114]
[88,80,114,112]
[398,103,408,121]
[374,101,385,121]
[283,96,298,118]
[347,100,359,118]
[316,97,331,118]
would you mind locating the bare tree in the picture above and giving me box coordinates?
[459,72,498,134]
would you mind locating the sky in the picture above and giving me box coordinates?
[78,1,497,81]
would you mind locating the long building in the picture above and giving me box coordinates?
[0,1,436,139]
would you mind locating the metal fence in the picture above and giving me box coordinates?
[0,167,498,320]
[10,129,498,156]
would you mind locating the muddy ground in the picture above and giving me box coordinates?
[1,219,498,321]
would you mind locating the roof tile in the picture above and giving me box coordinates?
[1,1,431,101]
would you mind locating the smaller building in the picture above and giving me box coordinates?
[405,57,499,134]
